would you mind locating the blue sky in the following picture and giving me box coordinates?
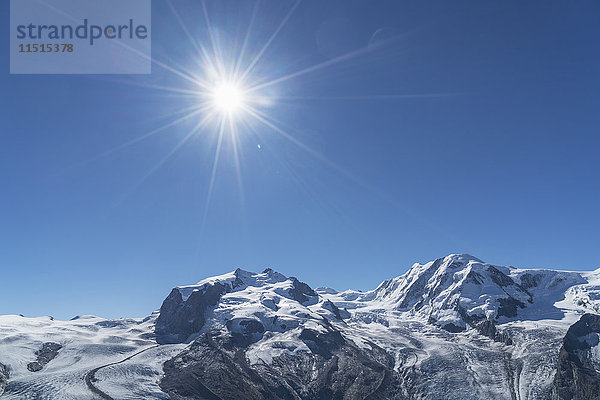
[1,0,599,319]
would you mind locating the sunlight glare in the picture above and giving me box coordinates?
[211,81,246,115]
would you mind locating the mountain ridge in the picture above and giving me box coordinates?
[1,253,600,399]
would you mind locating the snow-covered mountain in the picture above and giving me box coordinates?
[155,267,346,348]
[1,254,600,399]
[321,254,596,336]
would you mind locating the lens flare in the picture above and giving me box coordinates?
[211,81,246,115]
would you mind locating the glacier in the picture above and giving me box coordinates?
[1,254,599,399]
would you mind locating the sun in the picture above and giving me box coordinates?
[210,81,247,116]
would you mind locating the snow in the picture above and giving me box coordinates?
[198,274,337,335]
[315,287,339,295]
[167,268,347,366]
[177,268,288,301]
[2,255,600,399]
[0,313,175,399]
[309,255,600,399]
[94,344,186,399]
[590,339,600,373]
[246,328,310,365]
[317,255,600,332]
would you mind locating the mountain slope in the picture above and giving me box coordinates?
[321,254,590,332]
[553,313,600,400]
[152,255,600,399]
[155,268,346,347]
[1,254,599,399]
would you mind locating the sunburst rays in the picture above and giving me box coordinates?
[81,0,456,238]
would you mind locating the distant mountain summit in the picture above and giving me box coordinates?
[1,254,600,399]
[325,254,589,339]
[155,267,344,345]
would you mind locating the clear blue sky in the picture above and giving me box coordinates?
[1,0,599,319]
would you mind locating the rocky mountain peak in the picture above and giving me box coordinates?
[155,267,343,345]
[324,254,578,339]
[4,255,600,399]
[380,255,535,332]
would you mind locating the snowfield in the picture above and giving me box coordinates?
[1,254,599,399]
[0,314,185,399]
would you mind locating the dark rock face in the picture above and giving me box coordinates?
[322,299,349,321]
[466,270,484,285]
[298,328,344,359]
[487,266,515,288]
[452,306,513,344]
[155,282,230,344]
[475,320,513,345]
[441,323,464,333]
[26,342,62,372]
[226,318,266,347]
[160,326,399,400]
[0,363,8,395]
[287,278,317,304]
[520,273,543,289]
[497,297,526,319]
[553,313,600,400]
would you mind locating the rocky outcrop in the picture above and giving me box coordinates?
[27,342,62,372]
[155,282,230,344]
[5,255,600,399]
[553,313,600,400]
[155,267,400,399]
[474,319,513,345]
[287,277,317,304]
[155,268,340,345]
[160,325,398,400]
[0,362,8,395]
[519,272,543,289]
